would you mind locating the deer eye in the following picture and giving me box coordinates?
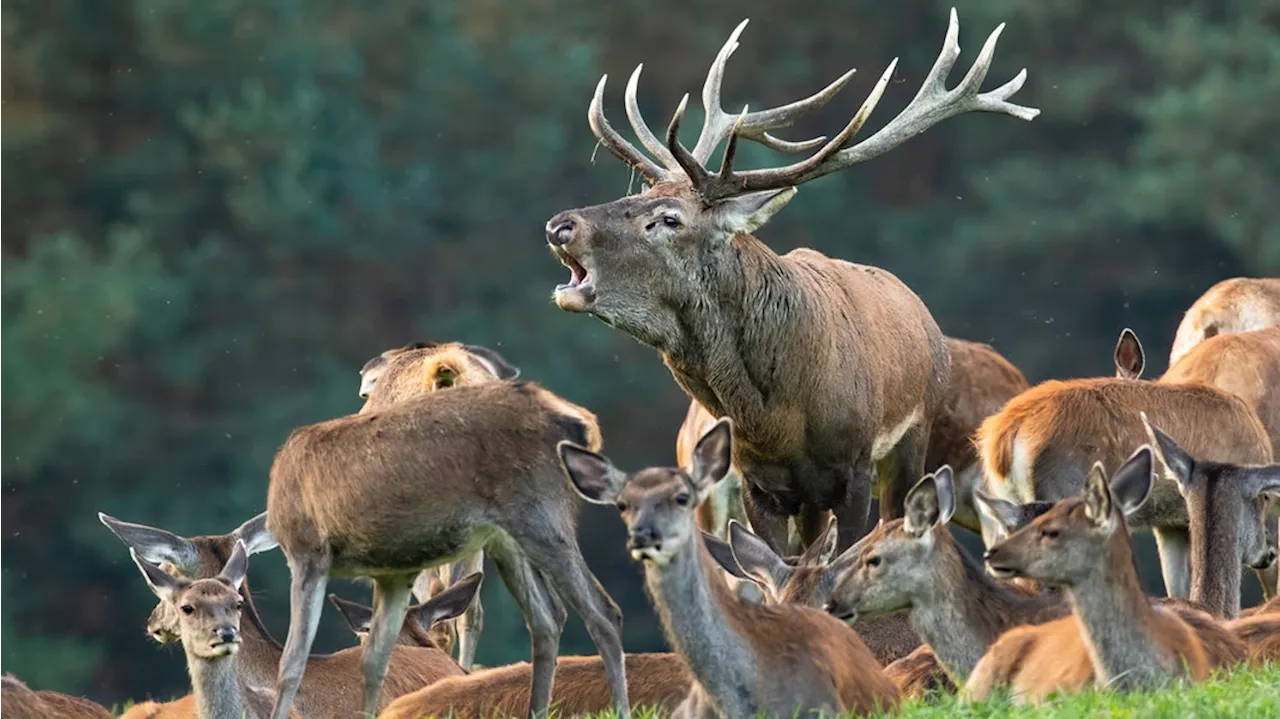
[661,215,681,228]
[674,493,691,507]
[1041,529,1060,540]
[865,556,882,568]
[615,501,628,512]
[181,605,195,615]
[235,600,245,610]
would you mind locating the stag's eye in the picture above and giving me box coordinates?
[661,215,681,228]
[1041,529,1060,540]
[181,605,195,615]
[865,556,882,568]
[644,214,682,232]
[674,493,690,507]
[615,501,628,512]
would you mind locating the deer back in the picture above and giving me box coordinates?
[1,676,112,719]
[977,378,1271,527]
[1170,277,1280,366]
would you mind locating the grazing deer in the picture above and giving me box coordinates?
[706,517,921,665]
[560,418,899,718]
[380,654,692,719]
[128,539,298,719]
[1,675,113,719]
[265,380,627,719]
[1169,277,1280,367]
[976,372,1272,598]
[356,340,520,671]
[546,9,1037,554]
[99,512,466,718]
[977,448,1246,698]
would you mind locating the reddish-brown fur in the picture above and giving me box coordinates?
[380,654,692,719]
[1227,614,1280,665]
[1170,277,1280,367]
[1,675,113,719]
[883,647,955,700]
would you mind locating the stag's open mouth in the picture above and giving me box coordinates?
[551,245,596,312]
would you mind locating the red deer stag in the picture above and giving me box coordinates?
[265,381,628,719]
[546,9,1037,553]
[357,340,522,670]
[560,418,899,717]
[1169,277,1280,366]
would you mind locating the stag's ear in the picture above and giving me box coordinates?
[713,188,797,235]
[1140,412,1194,491]
[131,548,188,602]
[903,468,954,537]
[1111,446,1156,517]
[1113,328,1145,379]
[973,491,1020,547]
[727,520,792,594]
[99,513,200,571]
[690,419,733,494]
[232,512,278,556]
[463,344,520,380]
[558,442,627,504]
[329,594,375,635]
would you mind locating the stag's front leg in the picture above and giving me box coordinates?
[882,424,929,522]
[742,481,792,555]
[834,460,875,553]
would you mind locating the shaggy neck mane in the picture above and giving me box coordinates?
[664,233,816,440]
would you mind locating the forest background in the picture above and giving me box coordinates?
[4,0,1278,705]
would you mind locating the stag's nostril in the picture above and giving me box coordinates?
[547,218,576,246]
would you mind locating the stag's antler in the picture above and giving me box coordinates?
[590,8,1039,199]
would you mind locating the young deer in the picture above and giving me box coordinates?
[265,380,627,719]
[129,540,296,719]
[1,675,113,719]
[560,418,899,718]
[99,512,466,718]
[357,340,521,671]
[978,448,1242,697]
[1169,277,1280,366]
[976,373,1272,599]
[547,9,1038,555]
[706,517,921,665]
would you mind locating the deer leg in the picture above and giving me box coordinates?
[361,575,414,717]
[795,504,829,553]
[521,526,630,719]
[1254,516,1278,599]
[742,481,791,555]
[449,550,486,671]
[1153,527,1191,598]
[270,550,331,719]
[834,461,875,553]
[882,424,928,522]
[489,538,565,718]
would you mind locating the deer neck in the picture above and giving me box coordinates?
[1066,523,1171,688]
[186,649,249,719]
[643,534,758,712]
[910,533,1065,679]
[232,582,287,686]
[1187,505,1242,619]
[663,235,813,439]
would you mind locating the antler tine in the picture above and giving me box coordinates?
[689,19,855,164]
[666,94,714,190]
[624,64,681,170]
[589,74,669,183]
[694,8,1038,198]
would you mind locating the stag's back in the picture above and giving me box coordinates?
[268,380,600,562]
[977,378,1271,525]
[1161,327,1280,457]
[1170,278,1280,366]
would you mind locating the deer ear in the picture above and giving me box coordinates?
[727,520,792,593]
[130,548,187,602]
[800,515,840,566]
[218,540,250,590]
[463,344,520,380]
[1113,328,1145,379]
[703,532,749,579]
[232,512,278,556]
[1111,446,1156,517]
[1242,466,1280,501]
[690,419,733,494]
[100,513,199,572]
[714,187,797,235]
[416,572,483,630]
[328,594,375,635]
[904,468,953,537]
[1082,462,1114,526]
[558,442,626,504]
[973,490,1018,547]
[1139,413,1193,491]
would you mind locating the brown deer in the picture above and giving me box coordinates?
[1169,277,1280,367]
[1,675,113,719]
[976,372,1272,599]
[98,512,467,718]
[265,380,628,719]
[976,448,1246,698]
[356,340,521,671]
[128,540,300,719]
[545,9,1037,554]
[560,418,899,717]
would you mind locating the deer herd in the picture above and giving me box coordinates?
[4,8,1280,719]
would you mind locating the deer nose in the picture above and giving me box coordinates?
[215,626,238,644]
[627,526,661,549]
[546,215,578,246]
[1258,548,1278,569]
